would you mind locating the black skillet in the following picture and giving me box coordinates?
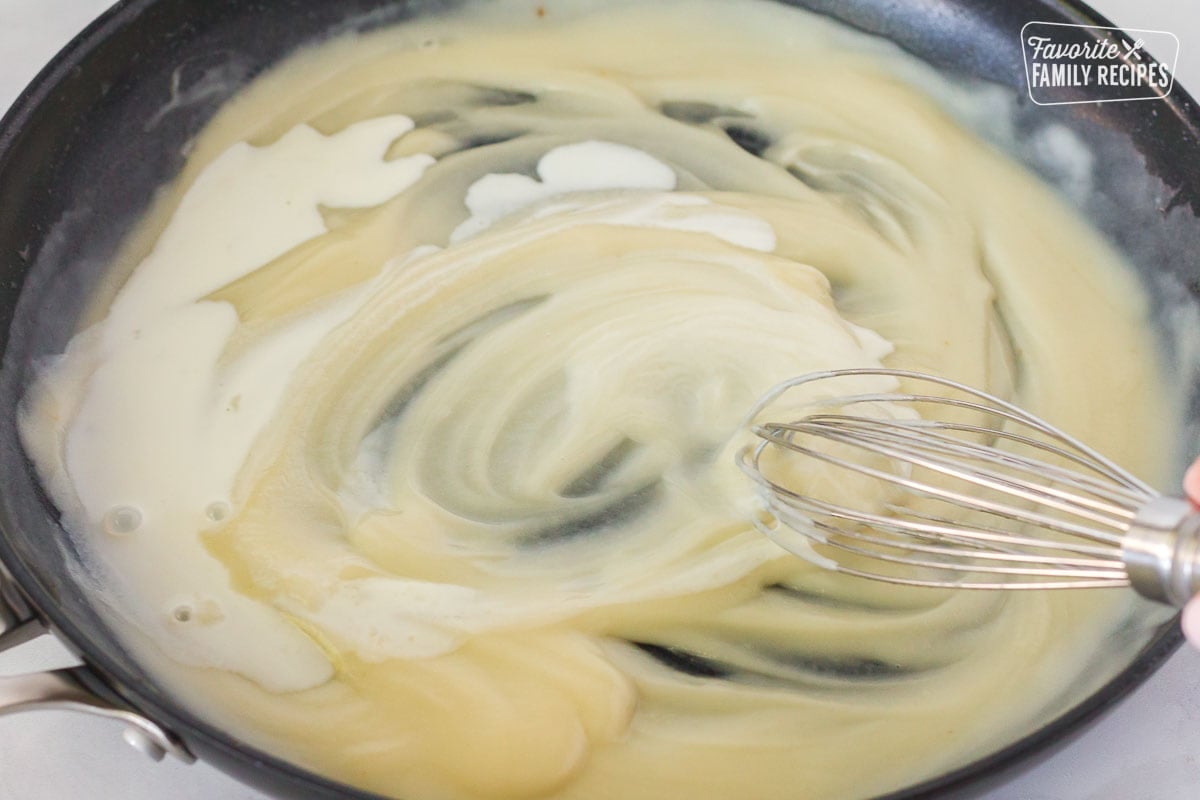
[1,1,1198,798]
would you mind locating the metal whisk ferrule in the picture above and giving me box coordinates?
[737,368,1200,607]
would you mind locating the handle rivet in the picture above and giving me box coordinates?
[122,727,167,762]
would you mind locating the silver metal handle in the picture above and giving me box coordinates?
[1122,496,1200,607]
[0,567,195,763]
[0,564,30,638]
[0,591,15,635]
[0,667,195,762]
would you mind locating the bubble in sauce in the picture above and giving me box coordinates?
[168,598,224,626]
[205,501,232,523]
[102,505,143,537]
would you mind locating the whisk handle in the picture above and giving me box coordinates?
[1122,497,1200,608]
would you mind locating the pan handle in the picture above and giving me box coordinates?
[0,668,196,762]
[0,564,31,639]
[0,569,195,764]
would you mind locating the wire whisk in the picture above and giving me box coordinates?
[737,368,1200,607]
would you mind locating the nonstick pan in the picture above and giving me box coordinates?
[1,1,1198,798]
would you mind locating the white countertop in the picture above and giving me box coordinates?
[2,1,1199,798]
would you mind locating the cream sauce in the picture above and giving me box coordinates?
[18,1,1177,799]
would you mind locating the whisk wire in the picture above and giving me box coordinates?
[747,368,1156,493]
[743,445,1127,560]
[880,504,1118,559]
[754,506,1131,590]
[789,417,1147,526]
[802,414,1150,511]
[752,422,1129,545]
[740,368,1166,592]
[808,527,1127,579]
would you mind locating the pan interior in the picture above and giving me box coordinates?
[1,1,1197,799]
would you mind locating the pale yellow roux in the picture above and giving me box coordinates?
[17,1,1177,799]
